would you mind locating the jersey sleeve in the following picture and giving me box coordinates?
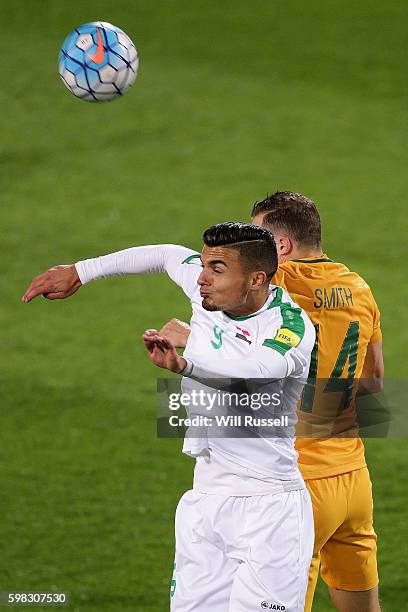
[260,306,315,378]
[369,295,382,345]
[75,244,201,299]
[183,311,315,383]
[182,343,296,382]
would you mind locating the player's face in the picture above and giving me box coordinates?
[198,246,251,312]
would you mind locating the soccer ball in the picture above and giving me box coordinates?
[58,22,139,102]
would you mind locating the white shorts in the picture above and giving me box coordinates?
[170,487,314,612]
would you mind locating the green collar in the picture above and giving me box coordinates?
[224,287,282,321]
[224,311,260,321]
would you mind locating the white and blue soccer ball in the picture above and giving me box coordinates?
[59,22,139,102]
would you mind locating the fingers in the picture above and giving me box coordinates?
[149,335,167,350]
[43,292,63,300]
[142,329,159,351]
[144,329,159,337]
[21,274,46,302]
[159,337,172,349]
[145,329,174,347]
[22,271,58,303]
[22,264,81,303]
[142,329,158,343]
[141,328,182,374]
[142,330,173,352]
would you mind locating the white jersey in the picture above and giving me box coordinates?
[76,244,316,493]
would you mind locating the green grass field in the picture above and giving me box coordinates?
[1,1,407,610]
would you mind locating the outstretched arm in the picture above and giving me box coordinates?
[22,244,200,303]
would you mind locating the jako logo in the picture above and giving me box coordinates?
[261,603,286,610]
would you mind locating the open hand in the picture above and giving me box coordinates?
[22,264,82,302]
[142,329,186,373]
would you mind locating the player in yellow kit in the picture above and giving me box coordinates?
[251,192,384,612]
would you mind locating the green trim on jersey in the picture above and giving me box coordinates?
[291,257,335,263]
[181,254,201,264]
[262,338,289,356]
[225,287,283,321]
[170,563,176,597]
[267,286,284,309]
[225,311,262,321]
[262,291,306,355]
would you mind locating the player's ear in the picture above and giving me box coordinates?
[251,271,267,290]
[276,235,292,257]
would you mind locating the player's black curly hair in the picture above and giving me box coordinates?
[203,222,277,281]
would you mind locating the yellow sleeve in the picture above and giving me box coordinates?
[369,295,382,345]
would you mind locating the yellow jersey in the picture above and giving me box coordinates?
[273,256,382,480]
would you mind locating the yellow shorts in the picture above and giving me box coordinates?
[304,467,378,612]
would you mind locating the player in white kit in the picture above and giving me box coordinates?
[22,222,316,612]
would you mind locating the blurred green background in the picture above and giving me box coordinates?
[1,1,407,610]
